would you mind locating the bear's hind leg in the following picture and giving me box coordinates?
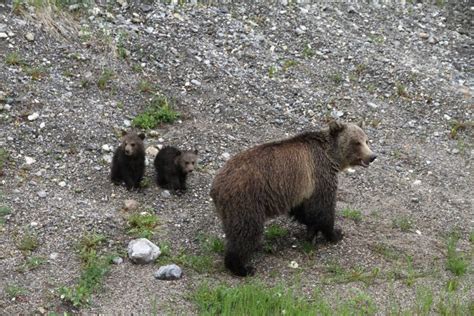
[224,216,263,277]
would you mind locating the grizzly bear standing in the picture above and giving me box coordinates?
[154,146,198,192]
[110,131,146,190]
[210,121,376,276]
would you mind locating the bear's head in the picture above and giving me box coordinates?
[175,150,199,174]
[121,131,145,157]
[329,121,376,170]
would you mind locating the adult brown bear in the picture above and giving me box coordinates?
[210,121,376,276]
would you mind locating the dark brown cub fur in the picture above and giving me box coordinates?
[110,131,145,190]
[210,121,376,276]
[154,146,198,192]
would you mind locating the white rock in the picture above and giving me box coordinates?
[415,230,422,235]
[103,154,113,164]
[112,257,123,264]
[154,264,183,280]
[58,181,66,187]
[412,180,422,186]
[28,112,39,121]
[146,146,159,157]
[161,190,171,198]
[0,32,8,38]
[123,119,131,127]
[25,156,36,165]
[102,144,113,152]
[128,238,161,264]
[49,252,59,260]
[39,122,46,129]
[25,32,35,41]
[30,221,38,227]
[221,152,231,160]
[37,191,47,198]
[191,79,201,86]
[123,199,139,211]
[289,261,299,269]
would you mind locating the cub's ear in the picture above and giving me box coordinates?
[357,120,365,128]
[138,133,145,140]
[329,120,345,136]
[193,149,198,155]
[121,130,128,137]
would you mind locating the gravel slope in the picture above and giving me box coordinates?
[0,1,472,314]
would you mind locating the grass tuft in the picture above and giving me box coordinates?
[265,224,288,240]
[5,283,27,300]
[341,208,362,223]
[97,68,114,90]
[127,212,159,239]
[446,233,468,276]
[17,231,39,252]
[392,216,413,232]
[132,96,180,129]
[18,256,46,272]
[5,51,23,66]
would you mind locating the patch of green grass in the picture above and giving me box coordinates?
[138,80,154,93]
[371,243,400,261]
[368,34,385,44]
[392,216,413,232]
[330,73,343,85]
[139,177,151,189]
[414,287,434,315]
[5,51,23,66]
[23,66,47,80]
[126,212,159,239]
[395,81,409,98]
[282,59,298,71]
[16,231,39,252]
[59,233,110,307]
[265,223,288,240]
[193,282,378,315]
[446,233,468,276]
[132,63,143,73]
[300,240,315,255]
[436,292,473,315]
[446,278,459,292]
[302,43,315,58]
[268,65,277,78]
[132,96,180,129]
[175,252,213,273]
[0,205,11,225]
[18,256,46,272]
[5,283,27,300]
[449,120,473,139]
[97,68,114,90]
[199,234,225,254]
[404,255,417,287]
[341,208,362,223]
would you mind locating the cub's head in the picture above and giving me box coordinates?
[121,131,145,156]
[175,149,199,174]
[329,121,376,170]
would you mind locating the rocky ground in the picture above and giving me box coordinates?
[0,1,472,314]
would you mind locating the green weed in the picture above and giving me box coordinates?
[341,208,362,223]
[97,68,114,90]
[268,65,277,78]
[446,233,468,276]
[5,283,27,300]
[265,224,288,240]
[175,252,214,273]
[302,43,315,58]
[199,234,225,254]
[330,73,343,85]
[18,256,46,272]
[395,81,409,98]
[282,59,298,71]
[392,216,413,232]
[127,212,159,239]
[132,96,180,129]
[449,120,473,139]
[17,231,39,252]
[5,51,23,66]
[24,66,47,80]
[0,205,11,225]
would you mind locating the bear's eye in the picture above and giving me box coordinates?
[131,143,135,147]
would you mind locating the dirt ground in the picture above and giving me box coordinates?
[0,1,472,314]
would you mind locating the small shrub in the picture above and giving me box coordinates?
[446,234,468,276]
[330,73,343,85]
[5,51,22,66]
[392,216,413,232]
[127,212,159,239]
[97,68,114,90]
[18,256,46,272]
[265,224,288,240]
[5,283,27,300]
[132,96,179,129]
[341,208,362,223]
[17,231,39,252]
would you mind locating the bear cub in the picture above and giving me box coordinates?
[210,121,376,277]
[154,146,198,192]
[110,131,145,190]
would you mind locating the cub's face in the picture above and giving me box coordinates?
[177,150,198,174]
[121,132,145,156]
[331,122,377,170]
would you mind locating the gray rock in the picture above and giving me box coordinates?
[123,199,139,211]
[37,191,47,198]
[154,264,183,280]
[161,190,171,198]
[25,32,35,41]
[0,32,8,39]
[112,257,124,264]
[128,238,161,264]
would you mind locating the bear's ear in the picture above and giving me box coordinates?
[329,120,345,136]
[121,130,128,137]
[193,149,198,155]
[357,120,365,128]
[138,133,145,140]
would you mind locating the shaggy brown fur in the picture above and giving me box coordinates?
[210,121,376,276]
[110,131,145,190]
[154,146,198,192]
